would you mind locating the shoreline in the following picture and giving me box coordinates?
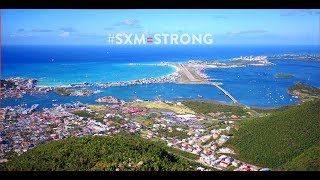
[32,54,318,87]
[2,54,318,108]
[33,63,179,88]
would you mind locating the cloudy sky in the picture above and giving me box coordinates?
[2,9,320,45]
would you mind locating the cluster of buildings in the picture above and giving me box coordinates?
[134,109,265,171]
[120,118,142,134]
[0,97,268,171]
[232,55,268,61]
[1,78,53,99]
[96,73,180,88]
[268,54,320,60]
[207,111,244,122]
[69,82,92,88]
[95,96,122,103]
[230,56,274,66]
[0,100,149,162]
[122,107,144,114]
[0,102,120,161]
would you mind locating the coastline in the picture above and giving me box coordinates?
[2,54,319,108]
[32,54,318,88]
[33,63,179,88]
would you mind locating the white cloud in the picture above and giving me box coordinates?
[122,19,138,26]
[114,19,142,29]
[59,31,70,38]
[213,16,228,19]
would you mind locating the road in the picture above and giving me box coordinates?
[210,82,239,104]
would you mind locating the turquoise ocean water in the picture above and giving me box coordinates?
[2,45,320,108]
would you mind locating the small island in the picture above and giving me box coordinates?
[54,88,93,96]
[275,73,294,79]
[95,96,121,103]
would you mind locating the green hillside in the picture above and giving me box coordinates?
[282,144,320,171]
[226,100,320,170]
[0,134,197,171]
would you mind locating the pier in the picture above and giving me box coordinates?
[210,82,239,104]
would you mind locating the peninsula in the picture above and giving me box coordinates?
[268,54,320,61]
[96,55,273,88]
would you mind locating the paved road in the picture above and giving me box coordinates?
[210,82,239,104]
[179,64,198,82]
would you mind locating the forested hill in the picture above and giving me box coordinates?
[288,81,320,101]
[226,100,320,170]
[0,134,196,171]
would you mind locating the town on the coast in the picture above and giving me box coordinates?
[1,97,266,170]
[1,54,319,170]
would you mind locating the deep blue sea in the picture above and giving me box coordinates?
[2,45,320,108]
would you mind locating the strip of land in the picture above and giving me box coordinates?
[171,63,208,84]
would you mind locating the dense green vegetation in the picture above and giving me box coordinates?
[251,106,288,114]
[275,73,294,78]
[226,100,320,170]
[54,88,72,96]
[288,82,320,100]
[54,88,92,96]
[0,134,197,171]
[182,101,248,116]
[282,144,320,171]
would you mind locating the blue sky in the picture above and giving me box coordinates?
[2,9,320,45]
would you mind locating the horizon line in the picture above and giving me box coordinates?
[2,44,320,46]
